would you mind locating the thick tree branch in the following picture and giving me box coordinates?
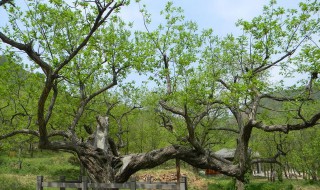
[0,32,55,147]
[38,77,55,147]
[0,129,39,140]
[0,33,52,74]
[45,81,58,124]
[252,112,320,133]
[115,145,239,182]
[163,54,172,94]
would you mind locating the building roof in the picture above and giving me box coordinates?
[215,148,236,159]
[215,148,260,159]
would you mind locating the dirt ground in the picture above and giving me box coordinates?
[135,168,210,189]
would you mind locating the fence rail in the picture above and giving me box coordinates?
[36,176,187,190]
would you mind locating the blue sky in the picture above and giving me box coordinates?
[120,0,269,35]
[119,0,297,36]
[0,0,297,33]
[0,0,298,41]
[0,0,303,86]
[118,0,302,86]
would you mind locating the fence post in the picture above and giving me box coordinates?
[60,176,66,190]
[147,175,151,183]
[130,177,136,190]
[147,176,151,190]
[179,176,187,190]
[82,176,88,190]
[37,176,43,190]
[77,176,82,190]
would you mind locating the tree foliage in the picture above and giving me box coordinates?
[1,0,320,189]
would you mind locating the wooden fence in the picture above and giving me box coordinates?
[36,176,187,190]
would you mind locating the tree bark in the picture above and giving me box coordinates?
[233,121,254,190]
[67,142,241,184]
[78,147,116,183]
[236,179,245,190]
[176,158,181,183]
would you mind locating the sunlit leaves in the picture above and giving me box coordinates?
[0,56,43,133]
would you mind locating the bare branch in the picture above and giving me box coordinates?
[108,104,142,149]
[10,113,27,124]
[0,103,9,110]
[217,79,230,90]
[0,32,52,75]
[253,49,295,74]
[119,106,141,121]
[53,2,124,75]
[69,80,117,132]
[106,101,120,115]
[193,109,210,127]
[159,100,185,117]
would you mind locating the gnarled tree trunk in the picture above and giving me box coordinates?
[78,146,116,182]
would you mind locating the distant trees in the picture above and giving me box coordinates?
[0,1,320,190]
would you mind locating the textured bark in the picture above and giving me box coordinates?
[94,116,109,151]
[113,145,239,182]
[233,120,255,189]
[236,179,245,190]
[43,142,240,184]
[78,146,115,183]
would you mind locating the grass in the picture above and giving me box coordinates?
[207,177,320,190]
[1,150,320,190]
[208,182,294,190]
[0,150,80,190]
